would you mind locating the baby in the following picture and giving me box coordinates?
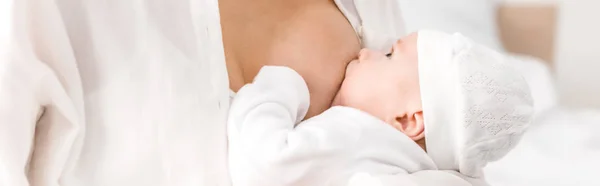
[227,30,534,186]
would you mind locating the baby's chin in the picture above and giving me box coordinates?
[331,90,343,107]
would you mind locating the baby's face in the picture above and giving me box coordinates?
[332,33,423,133]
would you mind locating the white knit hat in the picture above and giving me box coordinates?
[417,30,534,178]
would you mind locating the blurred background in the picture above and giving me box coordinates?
[503,0,600,108]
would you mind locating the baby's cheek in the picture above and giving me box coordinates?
[340,79,372,108]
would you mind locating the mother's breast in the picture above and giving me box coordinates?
[220,0,360,118]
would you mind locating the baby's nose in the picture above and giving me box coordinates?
[358,49,370,60]
[358,49,385,61]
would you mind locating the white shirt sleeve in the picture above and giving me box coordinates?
[1,0,84,185]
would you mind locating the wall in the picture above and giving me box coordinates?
[555,0,600,108]
[504,0,600,108]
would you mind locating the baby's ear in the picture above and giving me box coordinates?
[395,111,425,141]
[413,112,425,140]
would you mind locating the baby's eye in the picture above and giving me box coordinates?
[385,53,392,58]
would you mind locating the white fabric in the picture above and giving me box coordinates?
[334,0,406,51]
[0,0,230,186]
[484,108,600,186]
[476,47,598,185]
[398,0,503,51]
[227,66,472,186]
[417,30,534,178]
[347,171,473,186]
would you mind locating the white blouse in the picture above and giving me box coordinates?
[0,0,230,186]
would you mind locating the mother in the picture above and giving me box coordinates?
[0,0,359,186]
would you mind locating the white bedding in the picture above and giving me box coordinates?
[484,108,600,186]
[483,55,600,186]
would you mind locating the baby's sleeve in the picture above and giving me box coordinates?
[228,66,314,185]
[228,66,310,158]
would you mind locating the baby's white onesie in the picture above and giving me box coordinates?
[227,66,473,186]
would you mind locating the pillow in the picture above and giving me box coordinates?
[397,0,504,51]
